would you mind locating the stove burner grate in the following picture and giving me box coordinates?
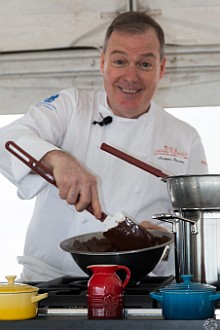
[34,275,175,309]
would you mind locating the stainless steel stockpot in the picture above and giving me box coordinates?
[163,174,220,209]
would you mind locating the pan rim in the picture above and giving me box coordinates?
[59,230,173,255]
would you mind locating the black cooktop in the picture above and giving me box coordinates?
[34,275,175,309]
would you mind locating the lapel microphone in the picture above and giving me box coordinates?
[92,114,113,126]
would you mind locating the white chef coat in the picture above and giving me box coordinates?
[0,88,208,281]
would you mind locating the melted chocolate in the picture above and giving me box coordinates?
[72,237,117,252]
[103,216,161,251]
[72,217,168,252]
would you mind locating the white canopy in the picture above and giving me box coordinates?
[0,0,220,113]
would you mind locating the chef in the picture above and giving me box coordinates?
[0,12,208,281]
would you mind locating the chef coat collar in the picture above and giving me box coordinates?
[98,93,155,123]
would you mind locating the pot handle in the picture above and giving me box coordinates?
[209,292,220,302]
[150,292,164,303]
[116,265,131,289]
[152,213,198,235]
[31,292,48,303]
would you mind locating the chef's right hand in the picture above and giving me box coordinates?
[40,150,102,219]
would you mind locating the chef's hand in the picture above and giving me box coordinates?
[140,220,168,232]
[41,150,102,219]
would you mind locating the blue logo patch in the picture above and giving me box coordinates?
[44,94,59,103]
[36,94,59,110]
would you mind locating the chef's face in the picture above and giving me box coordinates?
[100,30,166,118]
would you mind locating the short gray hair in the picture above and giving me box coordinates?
[103,11,165,60]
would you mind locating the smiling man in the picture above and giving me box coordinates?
[100,24,166,118]
[0,12,208,281]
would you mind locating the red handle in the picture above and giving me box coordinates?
[5,141,107,221]
[100,143,168,178]
[116,265,131,288]
[5,141,56,185]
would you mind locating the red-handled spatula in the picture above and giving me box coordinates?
[100,143,168,178]
[5,140,107,220]
[5,141,157,251]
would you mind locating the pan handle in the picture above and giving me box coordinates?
[5,141,107,221]
[152,213,198,283]
[152,213,198,235]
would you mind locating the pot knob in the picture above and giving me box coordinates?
[5,275,17,285]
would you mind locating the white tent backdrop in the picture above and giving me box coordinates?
[0,0,220,51]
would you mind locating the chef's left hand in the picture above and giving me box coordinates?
[140,221,168,232]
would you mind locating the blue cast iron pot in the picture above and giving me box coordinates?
[150,275,220,320]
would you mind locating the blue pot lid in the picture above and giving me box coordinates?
[160,275,216,293]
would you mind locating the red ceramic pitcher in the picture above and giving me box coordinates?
[87,264,131,319]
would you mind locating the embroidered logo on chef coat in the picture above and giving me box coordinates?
[154,145,188,164]
[36,94,59,110]
[44,94,59,103]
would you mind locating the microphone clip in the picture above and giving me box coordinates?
[92,113,113,126]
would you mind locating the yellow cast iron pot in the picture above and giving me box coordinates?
[0,275,48,320]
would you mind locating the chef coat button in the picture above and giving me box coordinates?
[81,218,88,224]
